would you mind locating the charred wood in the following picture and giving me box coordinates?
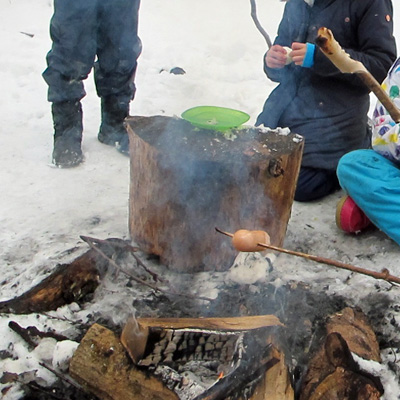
[8,320,68,349]
[0,238,127,314]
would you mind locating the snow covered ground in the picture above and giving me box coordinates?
[1,0,400,398]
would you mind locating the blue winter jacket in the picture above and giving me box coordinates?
[256,0,396,170]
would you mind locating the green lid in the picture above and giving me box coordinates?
[181,106,250,131]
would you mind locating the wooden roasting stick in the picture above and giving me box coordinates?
[250,0,272,48]
[215,228,400,285]
[316,27,400,123]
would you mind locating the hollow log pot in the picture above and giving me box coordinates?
[126,115,304,272]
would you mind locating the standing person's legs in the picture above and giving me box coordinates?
[337,149,400,245]
[96,0,142,152]
[43,0,97,167]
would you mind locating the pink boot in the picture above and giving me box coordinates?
[336,196,373,233]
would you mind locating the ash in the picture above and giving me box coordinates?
[139,328,244,399]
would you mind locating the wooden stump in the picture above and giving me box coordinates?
[126,116,304,271]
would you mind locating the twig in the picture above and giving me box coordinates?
[215,228,400,285]
[8,321,68,348]
[39,312,92,328]
[80,236,213,302]
[8,321,36,349]
[81,235,167,283]
[20,31,34,38]
[8,323,89,397]
[39,362,83,391]
[250,0,272,48]
[130,251,169,284]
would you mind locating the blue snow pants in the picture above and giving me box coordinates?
[43,0,142,104]
[337,149,400,246]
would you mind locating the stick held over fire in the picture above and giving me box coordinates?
[316,27,400,123]
[216,227,400,286]
[249,0,272,48]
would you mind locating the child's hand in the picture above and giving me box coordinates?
[266,45,291,69]
[290,42,308,65]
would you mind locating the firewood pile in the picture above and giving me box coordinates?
[1,236,398,399]
[70,316,290,400]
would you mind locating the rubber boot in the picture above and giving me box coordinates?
[52,100,83,168]
[336,195,373,233]
[98,96,130,155]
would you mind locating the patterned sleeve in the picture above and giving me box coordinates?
[372,58,400,165]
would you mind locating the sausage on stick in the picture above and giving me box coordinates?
[215,227,400,285]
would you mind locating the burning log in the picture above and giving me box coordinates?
[126,115,304,272]
[0,238,127,314]
[70,323,179,400]
[299,307,383,399]
[69,315,294,400]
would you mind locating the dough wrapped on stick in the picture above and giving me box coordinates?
[316,27,400,123]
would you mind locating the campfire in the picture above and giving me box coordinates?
[1,230,396,399]
[116,316,283,400]
[1,112,399,398]
[3,27,400,398]
[67,307,385,400]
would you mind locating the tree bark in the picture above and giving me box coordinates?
[70,323,179,400]
[299,307,383,400]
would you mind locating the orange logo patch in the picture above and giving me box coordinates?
[386,14,391,22]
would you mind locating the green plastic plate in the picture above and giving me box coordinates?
[181,106,250,131]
